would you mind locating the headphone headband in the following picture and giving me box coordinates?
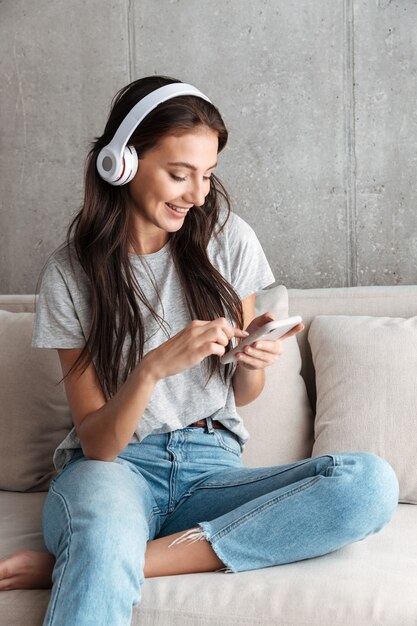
[96,82,213,185]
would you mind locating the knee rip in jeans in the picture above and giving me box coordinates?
[167,526,234,574]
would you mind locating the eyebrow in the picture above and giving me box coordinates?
[167,161,217,171]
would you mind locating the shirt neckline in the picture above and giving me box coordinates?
[128,239,171,260]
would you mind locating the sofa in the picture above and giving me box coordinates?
[0,284,416,626]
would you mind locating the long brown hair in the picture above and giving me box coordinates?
[36,75,244,398]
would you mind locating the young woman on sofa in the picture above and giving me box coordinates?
[0,75,399,624]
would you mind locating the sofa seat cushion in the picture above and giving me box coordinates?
[0,495,415,625]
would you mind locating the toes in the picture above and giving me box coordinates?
[0,551,31,581]
[0,551,54,591]
[0,577,17,591]
[0,559,12,580]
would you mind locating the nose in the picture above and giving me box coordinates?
[183,178,208,208]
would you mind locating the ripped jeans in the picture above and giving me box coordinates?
[41,415,399,626]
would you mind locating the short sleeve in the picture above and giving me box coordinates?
[228,213,276,300]
[32,259,86,349]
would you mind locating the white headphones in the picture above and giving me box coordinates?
[96,83,212,186]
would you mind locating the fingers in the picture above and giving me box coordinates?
[244,340,283,357]
[0,577,17,591]
[236,344,277,369]
[215,317,248,340]
[250,324,304,352]
[239,344,277,362]
[280,323,305,340]
[234,323,305,370]
[200,317,247,345]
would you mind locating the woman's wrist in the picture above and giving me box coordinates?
[232,362,265,406]
[140,350,162,385]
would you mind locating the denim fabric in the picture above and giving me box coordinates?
[41,415,399,626]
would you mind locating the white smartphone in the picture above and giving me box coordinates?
[220,315,303,365]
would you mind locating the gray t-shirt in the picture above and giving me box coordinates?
[32,210,275,472]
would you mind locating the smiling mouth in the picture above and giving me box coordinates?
[165,202,190,214]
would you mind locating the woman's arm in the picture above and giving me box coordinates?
[58,348,158,462]
[66,317,247,461]
[232,293,265,406]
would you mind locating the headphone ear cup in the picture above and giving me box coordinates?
[113,145,138,186]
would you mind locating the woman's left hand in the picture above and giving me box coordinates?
[236,312,305,371]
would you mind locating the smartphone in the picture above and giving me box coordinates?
[220,316,303,365]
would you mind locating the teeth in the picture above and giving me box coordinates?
[167,203,188,213]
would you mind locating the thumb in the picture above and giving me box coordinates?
[253,311,275,329]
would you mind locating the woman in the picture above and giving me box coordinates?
[0,75,399,624]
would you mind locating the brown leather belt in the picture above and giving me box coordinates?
[188,418,226,430]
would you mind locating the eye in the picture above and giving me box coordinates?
[170,174,212,182]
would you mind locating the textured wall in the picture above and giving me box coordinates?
[1,0,416,293]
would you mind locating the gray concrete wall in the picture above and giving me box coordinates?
[1,0,416,293]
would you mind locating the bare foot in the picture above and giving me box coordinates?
[0,550,55,590]
[0,530,224,590]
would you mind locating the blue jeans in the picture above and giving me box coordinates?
[41,415,399,626]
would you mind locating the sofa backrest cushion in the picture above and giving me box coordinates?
[0,310,73,491]
[239,285,314,467]
[2,285,417,491]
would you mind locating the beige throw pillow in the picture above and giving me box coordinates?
[308,314,417,504]
[0,311,73,492]
[240,285,314,467]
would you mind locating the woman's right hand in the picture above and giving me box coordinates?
[142,317,249,381]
